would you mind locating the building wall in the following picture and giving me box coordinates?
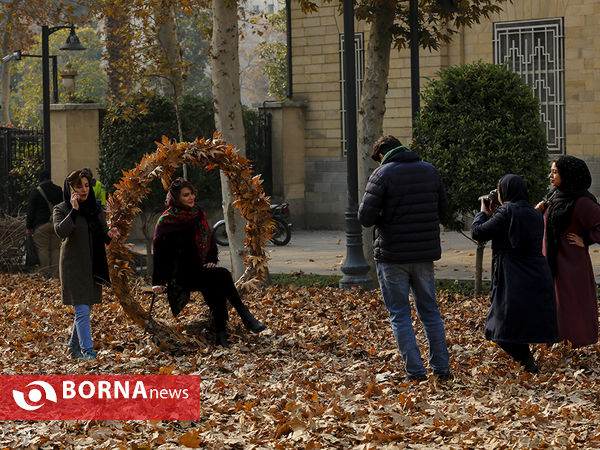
[291,0,600,228]
[441,0,600,195]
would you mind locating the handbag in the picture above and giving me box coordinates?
[25,234,40,267]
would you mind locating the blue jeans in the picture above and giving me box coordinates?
[69,304,93,351]
[377,261,450,377]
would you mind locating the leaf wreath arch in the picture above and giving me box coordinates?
[105,134,272,346]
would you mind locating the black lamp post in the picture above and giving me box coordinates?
[42,25,85,174]
[339,0,373,290]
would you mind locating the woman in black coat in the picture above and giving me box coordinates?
[151,178,266,347]
[471,174,558,373]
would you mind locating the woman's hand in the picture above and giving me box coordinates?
[203,262,216,268]
[152,285,167,295]
[107,227,120,240]
[480,198,492,217]
[535,201,547,211]
[567,233,585,248]
[70,192,80,210]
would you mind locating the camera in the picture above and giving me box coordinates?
[478,189,498,209]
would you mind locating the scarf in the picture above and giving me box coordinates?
[153,190,213,265]
[63,177,111,286]
[545,156,597,275]
[497,174,530,248]
[381,145,411,165]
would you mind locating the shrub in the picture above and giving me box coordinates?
[413,61,549,230]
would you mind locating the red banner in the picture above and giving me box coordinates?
[0,375,201,420]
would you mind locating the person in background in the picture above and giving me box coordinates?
[152,178,266,348]
[535,155,600,348]
[83,167,107,207]
[54,169,120,359]
[358,135,451,382]
[26,169,63,278]
[472,174,558,373]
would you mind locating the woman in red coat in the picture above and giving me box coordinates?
[536,156,600,348]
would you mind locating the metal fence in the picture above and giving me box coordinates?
[249,107,273,197]
[0,126,44,216]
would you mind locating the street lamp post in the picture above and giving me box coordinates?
[339,0,373,290]
[41,25,85,174]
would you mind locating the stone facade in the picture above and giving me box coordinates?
[50,103,103,186]
[287,0,600,228]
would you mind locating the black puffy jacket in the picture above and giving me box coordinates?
[358,149,447,264]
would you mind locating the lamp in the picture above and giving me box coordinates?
[60,27,86,51]
[42,25,86,174]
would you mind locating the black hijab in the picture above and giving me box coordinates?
[64,171,111,286]
[497,174,530,248]
[545,155,597,275]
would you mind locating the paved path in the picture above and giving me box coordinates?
[137,229,600,281]
[217,230,483,280]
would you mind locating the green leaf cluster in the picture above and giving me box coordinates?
[413,62,550,230]
[10,27,107,127]
[257,6,287,100]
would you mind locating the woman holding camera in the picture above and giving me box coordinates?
[54,169,120,359]
[152,178,266,348]
[535,156,600,348]
[472,174,558,373]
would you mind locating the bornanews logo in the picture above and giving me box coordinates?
[0,375,201,420]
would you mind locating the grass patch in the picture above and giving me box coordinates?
[271,272,341,288]
[270,273,493,295]
[436,279,491,295]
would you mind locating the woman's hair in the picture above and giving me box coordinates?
[67,168,92,189]
[169,177,197,200]
[370,135,403,162]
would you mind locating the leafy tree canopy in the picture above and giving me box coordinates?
[299,0,508,51]
[412,61,549,230]
[258,6,286,100]
[10,26,106,127]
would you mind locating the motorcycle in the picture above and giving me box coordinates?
[213,202,292,246]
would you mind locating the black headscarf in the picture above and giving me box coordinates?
[63,172,111,286]
[545,155,597,275]
[498,174,530,248]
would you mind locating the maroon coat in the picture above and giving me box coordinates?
[543,196,600,347]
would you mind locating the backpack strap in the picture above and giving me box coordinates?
[37,186,55,218]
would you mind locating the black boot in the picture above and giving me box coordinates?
[522,355,539,373]
[215,330,230,348]
[236,304,266,333]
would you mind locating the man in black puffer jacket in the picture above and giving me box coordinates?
[358,135,451,382]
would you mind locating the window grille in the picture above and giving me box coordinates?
[339,33,365,156]
[493,18,565,154]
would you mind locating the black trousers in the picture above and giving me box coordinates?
[189,267,244,332]
[496,341,532,364]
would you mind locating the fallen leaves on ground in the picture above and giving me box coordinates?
[1,273,599,448]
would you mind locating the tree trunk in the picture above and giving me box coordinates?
[474,240,486,295]
[211,0,247,281]
[0,11,14,124]
[105,2,132,100]
[357,1,395,288]
[155,0,184,98]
